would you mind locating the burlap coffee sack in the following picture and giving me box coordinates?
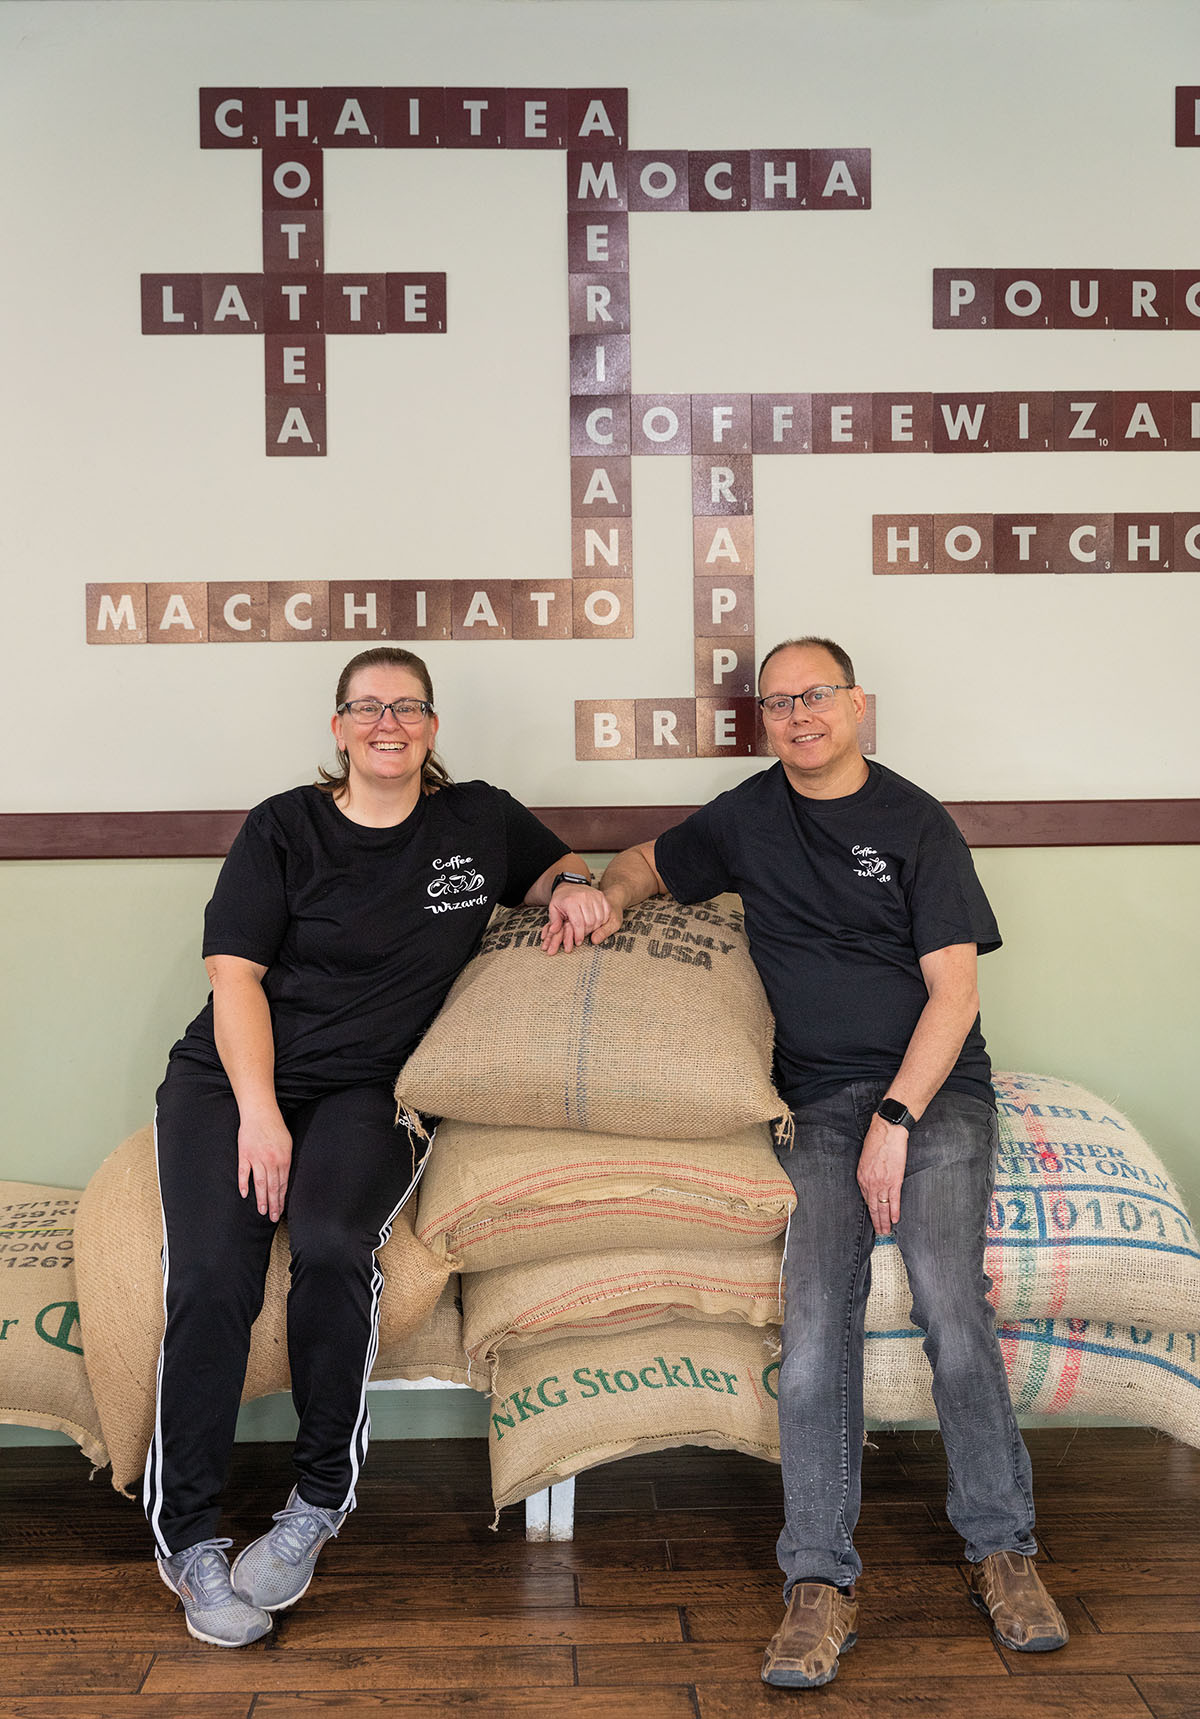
[863,1314,1200,1450]
[0,1182,107,1466]
[487,1320,783,1508]
[396,898,788,1142]
[863,1073,1200,1333]
[416,1119,794,1271]
[463,1242,784,1372]
[75,1126,449,1494]
[374,1274,476,1388]
[488,1310,1200,1509]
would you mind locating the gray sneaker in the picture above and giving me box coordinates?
[231,1487,346,1611]
[157,1538,273,1647]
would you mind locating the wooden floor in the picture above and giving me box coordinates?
[2,1428,1199,1716]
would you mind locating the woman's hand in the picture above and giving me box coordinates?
[237,1105,293,1222]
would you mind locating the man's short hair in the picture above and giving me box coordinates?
[758,636,856,690]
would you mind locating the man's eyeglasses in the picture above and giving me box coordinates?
[337,698,434,725]
[757,685,853,721]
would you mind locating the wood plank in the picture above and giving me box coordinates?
[576,1636,1007,1684]
[0,1654,153,1697]
[0,1701,253,1719]
[142,1647,576,1695]
[1083,1597,1200,1634]
[998,1636,1200,1678]
[251,1605,684,1649]
[685,1593,1095,1644]
[695,1675,1153,1717]
[578,1566,967,1606]
[254,1692,699,1717]
[1128,1678,1200,1719]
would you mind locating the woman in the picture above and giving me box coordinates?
[146,646,606,1646]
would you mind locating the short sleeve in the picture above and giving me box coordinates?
[496,791,571,906]
[653,800,735,905]
[202,806,291,967]
[906,810,1002,960]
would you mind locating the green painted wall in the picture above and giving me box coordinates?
[1,847,1196,1446]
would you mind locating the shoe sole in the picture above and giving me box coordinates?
[762,1632,857,1687]
[969,1591,1068,1652]
[157,1561,272,1648]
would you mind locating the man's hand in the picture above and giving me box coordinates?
[237,1107,293,1222]
[539,882,612,955]
[857,1114,909,1237]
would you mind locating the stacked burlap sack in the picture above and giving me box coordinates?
[399,900,1200,1508]
[72,1127,460,1493]
[398,896,798,1508]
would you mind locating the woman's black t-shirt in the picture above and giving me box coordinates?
[172,782,568,1099]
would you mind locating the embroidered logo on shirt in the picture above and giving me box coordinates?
[851,844,893,884]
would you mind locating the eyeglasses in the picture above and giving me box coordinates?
[337,698,434,725]
[757,685,853,720]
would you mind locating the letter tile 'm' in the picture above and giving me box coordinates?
[87,584,147,644]
[567,150,627,212]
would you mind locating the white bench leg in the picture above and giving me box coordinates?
[524,1477,576,1541]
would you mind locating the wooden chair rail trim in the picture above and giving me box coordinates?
[1,800,1197,859]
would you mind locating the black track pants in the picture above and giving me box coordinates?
[143,1058,423,1556]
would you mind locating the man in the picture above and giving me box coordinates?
[572,637,1068,1689]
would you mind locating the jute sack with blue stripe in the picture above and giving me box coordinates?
[395,898,790,1143]
[865,1073,1200,1332]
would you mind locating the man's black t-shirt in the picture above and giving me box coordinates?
[653,760,1000,1108]
[173,782,568,1099]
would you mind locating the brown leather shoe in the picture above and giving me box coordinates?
[761,1582,859,1688]
[967,1551,1069,1652]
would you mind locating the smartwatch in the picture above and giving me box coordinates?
[551,870,593,891]
[876,1097,916,1130]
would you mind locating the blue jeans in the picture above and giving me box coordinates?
[773,1079,1037,1592]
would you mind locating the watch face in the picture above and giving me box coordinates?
[877,1099,908,1125]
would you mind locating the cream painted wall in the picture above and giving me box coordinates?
[2,847,1196,1197]
[3,0,1200,811]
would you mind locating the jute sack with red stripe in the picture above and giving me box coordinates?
[415,1120,794,1272]
[462,1242,784,1374]
[396,898,789,1142]
[75,1126,449,1493]
[486,1313,1200,1509]
[0,1181,106,1467]
[864,1073,1200,1333]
